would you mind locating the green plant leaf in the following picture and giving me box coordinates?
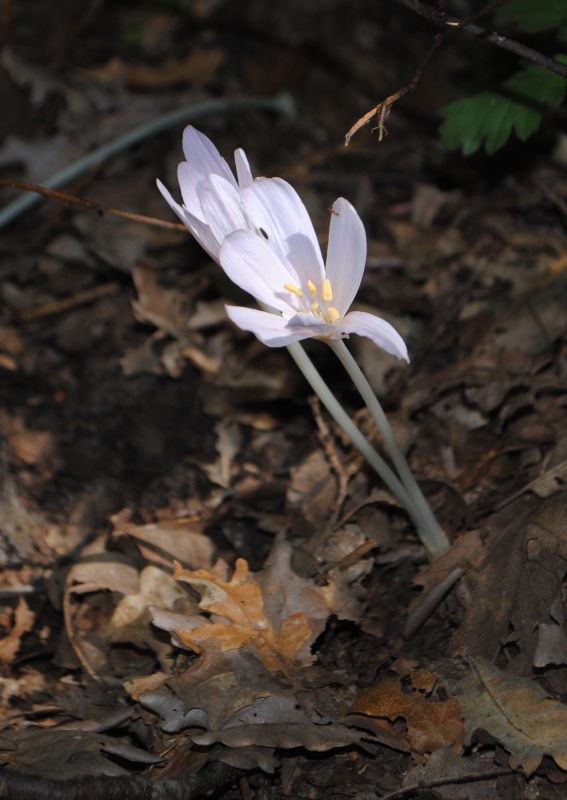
[440,59,567,155]
[495,0,567,40]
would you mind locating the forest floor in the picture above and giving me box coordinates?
[1,2,567,798]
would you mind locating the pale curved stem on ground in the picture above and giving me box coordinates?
[328,339,451,561]
[0,93,295,230]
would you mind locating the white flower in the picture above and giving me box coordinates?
[158,126,408,361]
[220,181,408,359]
[156,126,254,263]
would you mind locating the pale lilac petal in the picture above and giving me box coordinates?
[177,128,238,219]
[156,178,183,219]
[226,306,320,347]
[234,148,253,188]
[157,179,220,261]
[181,213,223,263]
[220,230,300,313]
[200,175,248,244]
[325,198,367,314]
[181,126,237,187]
[339,311,409,361]
[241,178,325,288]
[177,161,206,222]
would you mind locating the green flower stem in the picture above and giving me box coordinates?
[328,339,450,560]
[285,341,420,519]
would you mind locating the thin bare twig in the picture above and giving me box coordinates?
[345,0,567,145]
[0,178,186,232]
[378,767,518,799]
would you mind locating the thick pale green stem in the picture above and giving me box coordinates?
[285,341,420,519]
[328,339,450,560]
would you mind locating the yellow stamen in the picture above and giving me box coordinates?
[327,307,340,324]
[307,280,317,297]
[309,301,320,313]
[322,279,333,302]
[284,283,303,297]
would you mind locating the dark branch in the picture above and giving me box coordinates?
[345,0,567,144]
[0,762,247,800]
[393,0,567,80]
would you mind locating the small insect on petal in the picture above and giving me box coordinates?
[259,228,269,239]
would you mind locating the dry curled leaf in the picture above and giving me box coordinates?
[457,657,567,775]
[0,598,35,664]
[348,673,464,755]
[192,721,370,752]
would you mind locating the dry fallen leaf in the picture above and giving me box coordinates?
[348,673,464,755]
[172,534,351,673]
[0,598,35,664]
[173,557,314,674]
[112,516,214,572]
[125,48,224,88]
[449,492,567,677]
[0,729,161,780]
[141,641,272,733]
[110,566,196,667]
[457,657,567,775]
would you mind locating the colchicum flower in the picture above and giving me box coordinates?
[158,127,449,559]
[158,126,408,360]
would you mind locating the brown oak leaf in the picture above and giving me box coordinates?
[172,536,337,673]
[457,657,567,775]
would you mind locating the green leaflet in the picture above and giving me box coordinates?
[495,0,567,40]
[440,59,567,155]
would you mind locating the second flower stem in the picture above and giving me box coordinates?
[286,342,419,516]
[328,339,450,561]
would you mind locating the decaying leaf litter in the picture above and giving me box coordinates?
[1,2,567,797]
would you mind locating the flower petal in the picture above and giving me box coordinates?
[220,230,300,313]
[200,174,248,244]
[177,161,207,222]
[285,313,336,338]
[325,198,366,314]
[181,126,237,187]
[241,178,325,288]
[234,148,253,188]
[339,311,409,361]
[156,179,221,261]
[176,128,238,220]
[226,306,318,347]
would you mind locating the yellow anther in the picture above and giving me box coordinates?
[309,301,320,313]
[307,280,317,297]
[284,283,303,297]
[322,279,333,302]
[327,307,340,324]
